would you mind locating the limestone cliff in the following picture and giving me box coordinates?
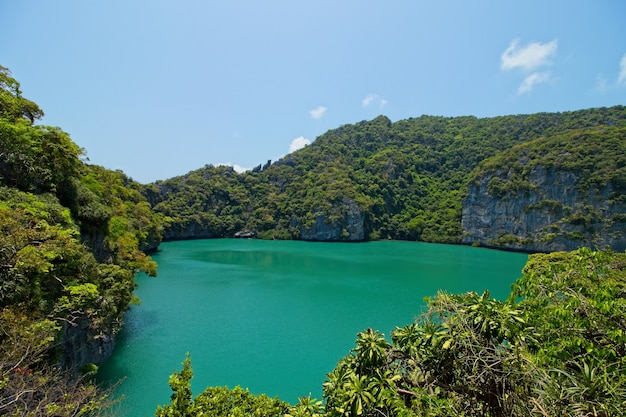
[59,313,115,375]
[162,218,217,240]
[462,127,626,252]
[463,167,626,252]
[299,198,365,241]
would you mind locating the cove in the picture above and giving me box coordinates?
[98,239,528,416]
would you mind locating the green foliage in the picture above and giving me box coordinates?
[0,186,149,330]
[322,329,402,417]
[316,249,626,416]
[0,68,83,201]
[155,355,290,417]
[510,249,626,415]
[0,118,83,199]
[0,65,44,123]
[147,106,626,245]
[0,188,91,311]
[472,126,626,196]
[0,66,164,415]
[0,309,113,416]
[79,164,166,257]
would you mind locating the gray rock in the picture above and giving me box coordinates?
[462,166,626,252]
[59,313,115,375]
[163,218,216,240]
[300,199,364,241]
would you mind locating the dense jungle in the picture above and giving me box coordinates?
[1,65,625,416]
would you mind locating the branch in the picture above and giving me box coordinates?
[396,388,418,397]
[530,398,550,417]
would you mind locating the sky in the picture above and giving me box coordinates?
[1,1,625,183]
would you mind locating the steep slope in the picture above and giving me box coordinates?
[0,66,165,414]
[147,107,626,250]
[462,126,626,252]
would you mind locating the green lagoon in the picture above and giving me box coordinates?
[98,239,528,416]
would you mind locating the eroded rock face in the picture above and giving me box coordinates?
[299,199,364,241]
[59,313,115,375]
[162,218,216,240]
[462,166,626,252]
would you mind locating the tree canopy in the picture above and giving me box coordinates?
[1,64,624,416]
[146,106,626,247]
[0,66,165,415]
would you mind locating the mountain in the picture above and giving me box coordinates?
[2,63,625,414]
[463,125,626,252]
[145,106,626,252]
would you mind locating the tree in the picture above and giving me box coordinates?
[155,355,194,417]
[0,65,44,123]
[512,248,626,416]
[319,249,626,416]
[155,355,290,417]
[0,66,164,416]
[0,309,113,416]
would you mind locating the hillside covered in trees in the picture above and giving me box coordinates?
[0,66,165,414]
[145,105,626,252]
[1,65,625,416]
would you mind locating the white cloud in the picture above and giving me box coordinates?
[594,54,626,93]
[217,163,249,173]
[618,54,626,87]
[501,39,558,72]
[232,164,248,173]
[362,93,388,108]
[309,106,327,119]
[289,136,311,153]
[595,75,610,93]
[362,94,378,107]
[501,38,558,95]
[518,72,550,94]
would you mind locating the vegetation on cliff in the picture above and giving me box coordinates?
[146,107,626,248]
[472,125,626,195]
[146,108,626,414]
[2,64,625,415]
[463,125,626,251]
[158,248,626,416]
[0,66,164,415]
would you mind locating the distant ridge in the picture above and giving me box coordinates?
[143,105,626,252]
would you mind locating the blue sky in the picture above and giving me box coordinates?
[1,1,625,183]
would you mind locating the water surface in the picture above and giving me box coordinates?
[99,239,528,416]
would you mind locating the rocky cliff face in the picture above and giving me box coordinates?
[162,218,217,241]
[59,313,115,375]
[462,166,626,252]
[299,198,365,241]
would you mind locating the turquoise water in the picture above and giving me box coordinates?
[98,239,528,416]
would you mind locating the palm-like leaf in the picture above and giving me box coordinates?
[343,374,375,416]
[354,328,390,373]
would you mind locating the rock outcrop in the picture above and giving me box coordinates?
[462,166,626,252]
[59,313,115,375]
[234,230,255,238]
[299,199,365,241]
[162,218,217,241]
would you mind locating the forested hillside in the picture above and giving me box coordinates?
[1,64,625,416]
[0,66,165,414]
[146,106,626,251]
